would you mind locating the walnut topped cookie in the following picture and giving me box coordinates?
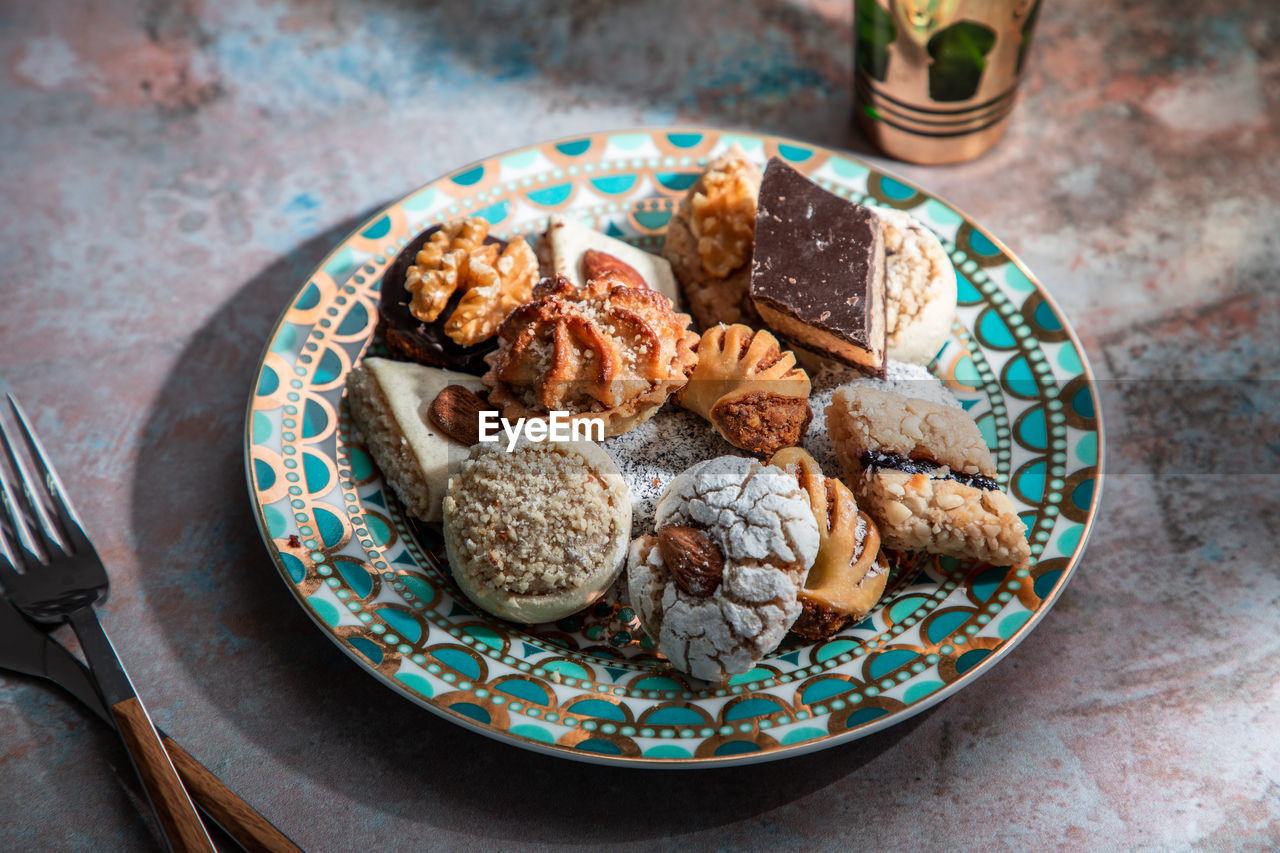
[662,145,763,329]
[443,438,631,623]
[626,455,820,681]
[378,217,538,374]
[483,274,699,437]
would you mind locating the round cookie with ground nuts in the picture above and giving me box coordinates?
[626,455,820,682]
[872,207,957,366]
[443,438,631,623]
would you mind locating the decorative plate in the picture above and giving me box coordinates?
[244,128,1102,766]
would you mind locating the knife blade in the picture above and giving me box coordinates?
[0,597,302,853]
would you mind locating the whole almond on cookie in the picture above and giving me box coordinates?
[583,249,648,290]
[428,385,489,446]
[657,525,725,597]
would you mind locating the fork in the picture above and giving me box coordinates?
[0,395,216,853]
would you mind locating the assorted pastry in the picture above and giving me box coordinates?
[346,357,486,523]
[627,456,819,681]
[662,146,762,330]
[675,323,811,455]
[750,158,888,376]
[482,273,699,437]
[343,147,1029,682]
[770,447,890,642]
[443,438,631,623]
[827,385,1031,568]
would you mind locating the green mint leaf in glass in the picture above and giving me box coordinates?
[856,0,897,83]
[926,20,997,102]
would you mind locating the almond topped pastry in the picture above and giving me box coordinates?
[482,274,700,437]
[627,455,820,681]
[770,447,889,641]
[541,213,682,306]
[346,358,488,523]
[676,324,812,455]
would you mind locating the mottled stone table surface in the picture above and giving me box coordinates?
[1,1,1277,850]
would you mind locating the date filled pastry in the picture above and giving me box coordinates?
[378,217,539,374]
[662,145,763,330]
[827,385,1032,568]
[675,324,812,455]
[770,447,889,641]
[443,438,631,624]
[482,274,700,437]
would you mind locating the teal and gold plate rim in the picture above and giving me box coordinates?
[243,127,1103,767]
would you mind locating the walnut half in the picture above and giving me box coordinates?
[404,217,538,347]
[688,148,761,278]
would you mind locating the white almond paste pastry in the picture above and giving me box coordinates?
[541,214,682,307]
[346,357,487,523]
[626,456,820,681]
[827,385,1031,568]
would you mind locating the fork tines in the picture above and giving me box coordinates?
[0,395,80,570]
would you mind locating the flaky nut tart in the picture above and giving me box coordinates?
[482,273,700,437]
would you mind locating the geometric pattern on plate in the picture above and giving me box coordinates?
[245,128,1103,766]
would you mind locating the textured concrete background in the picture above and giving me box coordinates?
[1,0,1277,850]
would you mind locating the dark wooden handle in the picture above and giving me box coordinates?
[161,735,303,853]
[111,697,216,853]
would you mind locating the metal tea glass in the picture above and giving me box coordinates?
[855,0,1043,164]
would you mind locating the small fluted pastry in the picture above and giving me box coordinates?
[483,274,700,437]
[676,324,811,455]
[770,447,889,641]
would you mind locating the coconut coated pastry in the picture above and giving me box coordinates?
[443,438,631,623]
[626,456,820,681]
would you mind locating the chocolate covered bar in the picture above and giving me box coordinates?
[749,158,886,377]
